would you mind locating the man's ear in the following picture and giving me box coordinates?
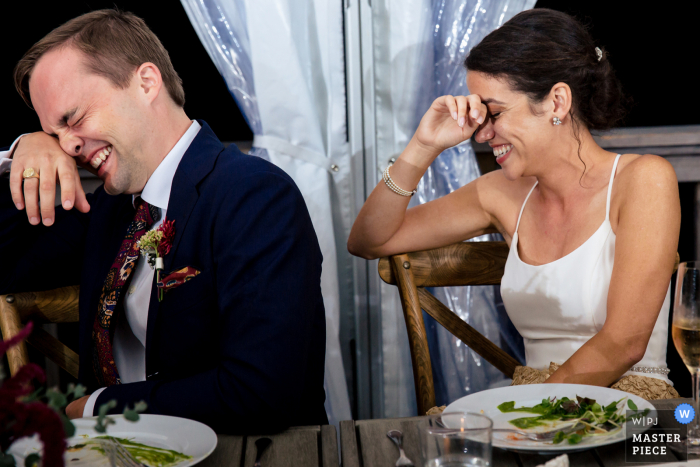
[135,62,162,104]
[550,82,572,123]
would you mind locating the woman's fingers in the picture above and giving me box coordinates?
[456,96,468,127]
[467,95,486,125]
[442,95,458,121]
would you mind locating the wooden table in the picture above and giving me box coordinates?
[197,425,338,467]
[340,399,698,466]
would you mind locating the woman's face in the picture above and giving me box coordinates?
[466,71,556,180]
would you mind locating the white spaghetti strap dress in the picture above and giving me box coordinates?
[500,154,672,384]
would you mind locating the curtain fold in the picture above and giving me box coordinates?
[180,0,352,428]
[372,0,534,417]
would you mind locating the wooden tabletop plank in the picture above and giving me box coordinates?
[518,450,599,467]
[338,399,699,467]
[340,420,361,467]
[243,429,321,467]
[493,447,520,466]
[197,435,244,467]
[321,425,339,467]
[355,418,423,467]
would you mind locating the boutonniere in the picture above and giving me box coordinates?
[137,218,176,302]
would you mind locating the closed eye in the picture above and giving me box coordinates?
[71,114,86,127]
[486,107,502,120]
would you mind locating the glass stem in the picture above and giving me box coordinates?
[694,369,700,433]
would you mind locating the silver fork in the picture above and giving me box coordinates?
[492,422,586,441]
[386,430,414,466]
[100,438,146,467]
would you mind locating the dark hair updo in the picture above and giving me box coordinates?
[465,8,626,131]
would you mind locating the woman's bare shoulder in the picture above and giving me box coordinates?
[610,153,679,226]
[615,153,677,192]
[473,169,538,237]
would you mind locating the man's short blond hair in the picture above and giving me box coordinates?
[14,9,185,108]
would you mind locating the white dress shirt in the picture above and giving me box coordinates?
[0,122,202,417]
[84,120,202,416]
[0,135,27,172]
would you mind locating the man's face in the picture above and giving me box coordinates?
[29,46,149,195]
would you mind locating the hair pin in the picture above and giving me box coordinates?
[595,47,603,62]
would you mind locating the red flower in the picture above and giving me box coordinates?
[157,218,176,258]
[1,321,67,466]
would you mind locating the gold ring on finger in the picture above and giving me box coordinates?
[22,167,40,180]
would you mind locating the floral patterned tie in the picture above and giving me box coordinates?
[92,198,158,386]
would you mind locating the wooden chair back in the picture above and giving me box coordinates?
[378,241,517,415]
[379,241,680,415]
[0,286,80,378]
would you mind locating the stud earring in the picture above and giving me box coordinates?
[552,117,562,126]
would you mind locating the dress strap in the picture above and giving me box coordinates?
[514,181,538,234]
[605,154,622,221]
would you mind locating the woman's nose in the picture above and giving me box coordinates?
[474,121,495,143]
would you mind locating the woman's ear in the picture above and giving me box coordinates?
[550,82,572,123]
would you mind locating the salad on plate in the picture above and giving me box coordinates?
[497,395,650,445]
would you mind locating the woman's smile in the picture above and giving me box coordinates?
[492,143,513,164]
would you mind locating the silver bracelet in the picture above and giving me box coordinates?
[629,366,671,376]
[383,166,416,197]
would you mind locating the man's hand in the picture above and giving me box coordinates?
[9,132,90,226]
[66,395,90,419]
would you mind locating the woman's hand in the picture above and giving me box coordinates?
[347,94,494,260]
[9,132,90,226]
[414,95,487,154]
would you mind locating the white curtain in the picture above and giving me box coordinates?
[371,0,535,417]
[180,0,352,428]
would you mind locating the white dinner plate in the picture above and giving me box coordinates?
[444,383,655,453]
[8,414,218,466]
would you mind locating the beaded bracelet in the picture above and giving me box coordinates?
[383,166,416,197]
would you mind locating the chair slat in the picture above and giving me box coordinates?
[0,286,80,379]
[418,288,520,378]
[13,285,80,323]
[378,242,509,287]
[26,326,79,379]
[0,297,30,376]
[391,255,436,415]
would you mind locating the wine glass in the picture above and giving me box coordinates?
[672,261,700,452]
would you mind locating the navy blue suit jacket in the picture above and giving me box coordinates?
[0,122,328,433]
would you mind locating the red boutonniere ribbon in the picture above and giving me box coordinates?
[137,218,176,302]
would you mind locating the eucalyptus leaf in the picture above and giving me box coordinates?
[23,454,40,467]
[133,401,148,412]
[72,384,87,399]
[61,414,76,438]
[123,409,139,422]
[46,389,68,410]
